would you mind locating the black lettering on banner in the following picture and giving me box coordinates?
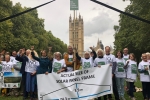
[75,71,83,75]
[81,74,95,80]
[84,70,88,74]
[69,77,80,82]
[56,79,68,83]
[60,73,74,77]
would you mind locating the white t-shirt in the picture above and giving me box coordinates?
[25,59,39,73]
[10,56,16,63]
[126,60,137,80]
[138,61,150,82]
[67,55,73,72]
[115,58,126,78]
[10,56,21,72]
[123,54,129,62]
[1,61,16,72]
[104,54,116,64]
[52,59,66,73]
[81,57,93,69]
[94,57,107,67]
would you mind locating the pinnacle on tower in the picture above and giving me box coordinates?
[79,13,81,19]
[69,14,72,22]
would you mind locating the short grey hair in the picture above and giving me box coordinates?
[84,51,90,56]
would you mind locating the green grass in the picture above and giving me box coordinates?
[0,80,144,100]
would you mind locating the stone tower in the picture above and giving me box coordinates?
[69,14,84,56]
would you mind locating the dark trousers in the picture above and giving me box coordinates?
[142,82,150,99]
[97,95,107,100]
[129,82,134,98]
[107,75,120,100]
[21,72,28,98]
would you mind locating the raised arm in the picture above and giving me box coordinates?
[31,52,40,61]
[76,52,81,61]
[15,55,23,62]
[31,46,40,61]
[15,49,24,62]
[89,47,97,60]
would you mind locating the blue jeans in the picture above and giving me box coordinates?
[116,78,125,98]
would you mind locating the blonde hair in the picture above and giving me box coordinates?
[56,52,62,58]
[141,53,147,60]
[96,49,104,56]
[146,52,150,56]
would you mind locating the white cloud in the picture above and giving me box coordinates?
[11,0,130,51]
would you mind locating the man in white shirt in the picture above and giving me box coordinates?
[104,46,120,100]
[123,48,129,62]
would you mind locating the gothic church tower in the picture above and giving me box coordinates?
[69,14,84,56]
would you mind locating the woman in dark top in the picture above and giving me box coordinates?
[31,47,52,74]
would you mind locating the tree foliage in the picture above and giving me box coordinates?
[0,0,67,54]
[114,0,150,63]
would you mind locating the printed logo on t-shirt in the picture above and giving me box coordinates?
[98,62,105,65]
[84,62,90,69]
[11,59,14,62]
[2,64,12,72]
[124,58,128,62]
[68,58,73,62]
[144,65,149,75]
[117,62,124,72]
[26,60,37,72]
[106,57,112,63]
[131,64,137,74]
[53,62,61,72]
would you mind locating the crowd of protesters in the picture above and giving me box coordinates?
[0,46,150,100]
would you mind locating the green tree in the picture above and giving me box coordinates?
[114,0,150,63]
[0,0,67,55]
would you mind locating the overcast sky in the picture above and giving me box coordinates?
[11,0,130,51]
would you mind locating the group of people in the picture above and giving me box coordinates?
[0,46,150,100]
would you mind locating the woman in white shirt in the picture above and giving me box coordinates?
[94,49,107,67]
[52,52,66,73]
[76,47,96,69]
[124,53,137,100]
[115,51,126,100]
[94,49,107,100]
[138,53,150,100]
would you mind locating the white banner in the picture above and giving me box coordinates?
[37,64,112,100]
